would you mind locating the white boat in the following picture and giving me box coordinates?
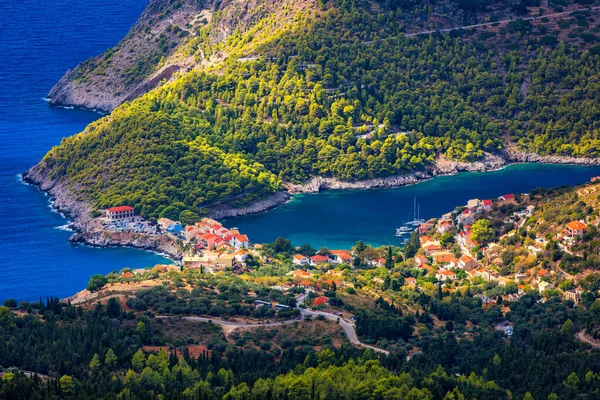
[405,198,424,225]
[395,229,410,237]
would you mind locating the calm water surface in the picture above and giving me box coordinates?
[224,164,600,249]
[0,0,172,302]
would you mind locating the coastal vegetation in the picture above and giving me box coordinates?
[34,0,600,220]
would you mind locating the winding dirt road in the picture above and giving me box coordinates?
[162,297,390,355]
[576,330,600,348]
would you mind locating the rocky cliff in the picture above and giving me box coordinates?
[47,0,318,112]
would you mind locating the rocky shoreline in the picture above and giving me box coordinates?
[22,165,183,262]
[23,149,600,258]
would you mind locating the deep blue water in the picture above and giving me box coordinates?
[224,163,600,250]
[0,0,173,302]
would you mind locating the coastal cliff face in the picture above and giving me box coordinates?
[47,0,206,112]
[48,0,318,112]
[286,152,508,193]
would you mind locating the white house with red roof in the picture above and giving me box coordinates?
[198,233,223,249]
[293,254,310,266]
[311,255,329,265]
[437,220,453,234]
[330,250,352,264]
[106,206,134,221]
[232,234,249,249]
[436,270,457,281]
[480,199,492,211]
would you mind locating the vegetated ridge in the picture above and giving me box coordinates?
[31,0,600,224]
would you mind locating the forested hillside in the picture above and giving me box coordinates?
[34,0,600,219]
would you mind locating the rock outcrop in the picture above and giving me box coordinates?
[286,152,508,193]
[208,192,291,219]
[47,0,319,112]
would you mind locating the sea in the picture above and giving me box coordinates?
[2,0,600,302]
[0,0,172,302]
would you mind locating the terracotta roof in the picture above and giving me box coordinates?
[235,234,249,242]
[108,206,134,212]
[313,296,328,306]
[482,200,492,206]
[311,255,329,262]
[566,221,588,231]
[293,254,307,261]
[121,271,133,278]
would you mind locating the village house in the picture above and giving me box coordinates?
[414,254,428,267]
[437,220,453,234]
[313,296,328,307]
[458,254,478,271]
[330,250,352,264]
[536,269,549,283]
[433,251,457,266]
[293,254,310,266]
[480,199,492,211]
[457,209,475,226]
[233,250,248,263]
[368,257,386,268]
[311,255,329,266]
[563,221,588,239]
[232,234,249,249]
[563,288,584,305]
[436,270,457,281]
[418,221,434,236]
[182,256,205,269]
[467,199,480,209]
[291,269,312,279]
[499,194,516,203]
[106,206,134,221]
[457,230,478,251]
[198,233,224,250]
[405,277,417,287]
[538,281,554,293]
[216,253,237,268]
[422,241,443,256]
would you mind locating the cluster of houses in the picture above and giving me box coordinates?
[409,194,590,304]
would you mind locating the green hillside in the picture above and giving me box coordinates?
[35,0,600,219]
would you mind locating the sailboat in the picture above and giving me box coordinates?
[406,197,425,226]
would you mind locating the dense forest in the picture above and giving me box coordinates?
[34,0,600,220]
[2,283,600,398]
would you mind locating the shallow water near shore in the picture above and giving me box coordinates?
[0,0,172,302]
[224,163,600,249]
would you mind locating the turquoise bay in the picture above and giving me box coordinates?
[224,163,600,250]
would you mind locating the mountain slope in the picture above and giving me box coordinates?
[33,0,600,221]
